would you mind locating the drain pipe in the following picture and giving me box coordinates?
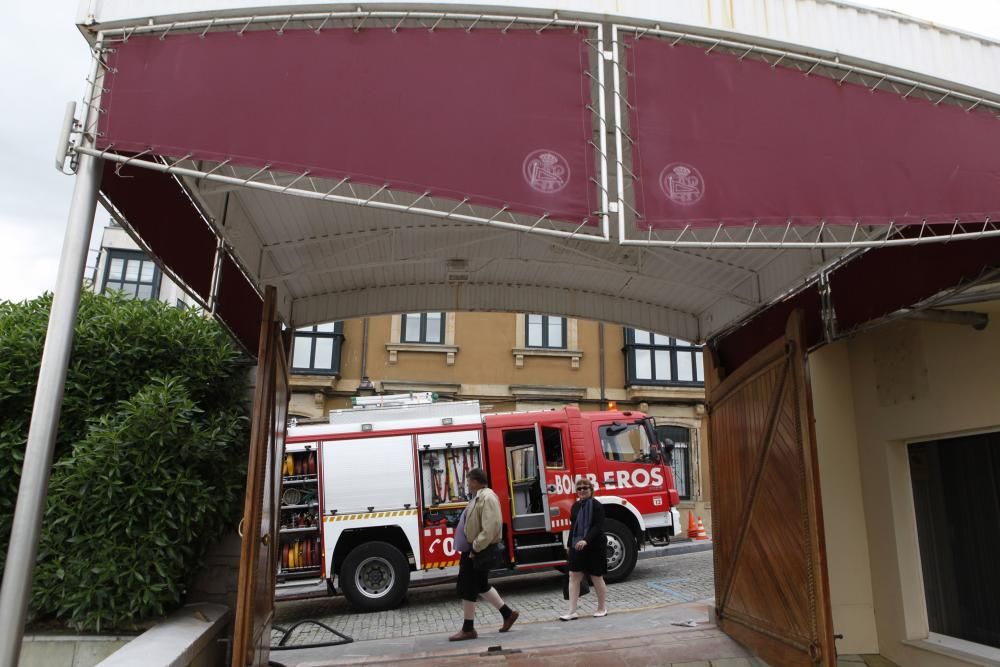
[898,308,988,330]
[357,318,375,394]
[598,322,607,404]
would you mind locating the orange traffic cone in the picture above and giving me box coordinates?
[687,511,698,539]
[695,517,709,540]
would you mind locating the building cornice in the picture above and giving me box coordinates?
[509,384,587,401]
[625,385,705,403]
[380,379,462,397]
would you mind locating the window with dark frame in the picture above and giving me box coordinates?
[656,425,692,501]
[525,314,566,349]
[909,432,1000,650]
[291,322,345,375]
[542,427,565,469]
[401,312,445,344]
[624,328,704,386]
[101,249,160,301]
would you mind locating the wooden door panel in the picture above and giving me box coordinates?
[710,352,785,598]
[707,313,834,667]
[232,287,290,667]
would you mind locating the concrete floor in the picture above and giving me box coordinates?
[270,601,898,667]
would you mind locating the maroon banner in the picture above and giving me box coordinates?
[627,38,1000,229]
[98,28,596,223]
[217,254,264,356]
[101,160,216,301]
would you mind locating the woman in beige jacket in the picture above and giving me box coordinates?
[449,468,519,641]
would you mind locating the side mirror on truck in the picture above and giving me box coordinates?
[605,421,629,436]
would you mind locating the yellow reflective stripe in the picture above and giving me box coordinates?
[323,508,418,523]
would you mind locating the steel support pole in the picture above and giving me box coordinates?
[0,150,102,667]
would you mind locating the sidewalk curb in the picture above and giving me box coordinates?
[639,539,713,560]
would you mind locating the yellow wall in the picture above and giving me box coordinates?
[603,324,627,389]
[826,302,1000,666]
[332,314,640,402]
[809,342,878,655]
[364,313,593,388]
[338,319,365,381]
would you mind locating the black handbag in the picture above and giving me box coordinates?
[562,572,591,600]
[472,543,504,571]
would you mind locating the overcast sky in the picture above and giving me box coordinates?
[1,0,999,303]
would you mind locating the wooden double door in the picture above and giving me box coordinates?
[706,312,836,666]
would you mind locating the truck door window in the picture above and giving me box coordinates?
[599,423,654,464]
[504,429,538,481]
[504,429,543,518]
[542,427,565,468]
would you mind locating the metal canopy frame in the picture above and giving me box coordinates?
[65,12,1000,250]
[609,24,1000,249]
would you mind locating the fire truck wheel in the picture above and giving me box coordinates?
[603,519,638,583]
[340,541,410,612]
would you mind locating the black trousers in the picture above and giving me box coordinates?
[456,551,491,602]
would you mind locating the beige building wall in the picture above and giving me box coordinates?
[810,300,1000,666]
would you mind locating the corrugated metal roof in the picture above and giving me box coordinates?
[80,0,1000,96]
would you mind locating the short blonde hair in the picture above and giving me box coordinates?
[575,479,594,491]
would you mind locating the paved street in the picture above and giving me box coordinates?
[273,547,715,647]
[269,546,896,667]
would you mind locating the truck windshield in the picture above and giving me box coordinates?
[599,423,657,464]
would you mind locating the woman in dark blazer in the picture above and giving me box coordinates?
[559,478,609,620]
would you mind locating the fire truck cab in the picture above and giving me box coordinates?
[281,394,681,611]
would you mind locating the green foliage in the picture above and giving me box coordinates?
[0,291,249,630]
[32,377,246,630]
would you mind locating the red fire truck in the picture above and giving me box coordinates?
[278,393,681,611]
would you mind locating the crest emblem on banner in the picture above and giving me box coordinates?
[523,150,570,193]
[660,163,704,205]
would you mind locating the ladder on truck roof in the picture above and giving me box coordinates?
[325,393,483,432]
[350,392,437,409]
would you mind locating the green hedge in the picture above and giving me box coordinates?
[0,291,250,631]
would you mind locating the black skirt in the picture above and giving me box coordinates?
[567,539,607,576]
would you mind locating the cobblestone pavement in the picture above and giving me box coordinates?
[273,549,714,648]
